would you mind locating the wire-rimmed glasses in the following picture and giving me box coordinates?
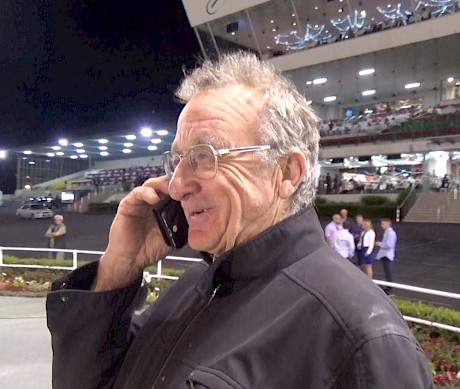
[163,144,271,179]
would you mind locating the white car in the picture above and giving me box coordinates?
[16,203,54,219]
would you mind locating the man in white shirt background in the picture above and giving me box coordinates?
[332,224,355,260]
[376,218,398,296]
[324,214,342,245]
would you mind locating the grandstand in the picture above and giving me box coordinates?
[4,0,460,222]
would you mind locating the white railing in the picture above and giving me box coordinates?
[373,280,460,333]
[0,246,203,281]
[1,246,459,333]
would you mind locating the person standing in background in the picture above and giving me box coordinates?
[358,218,376,278]
[376,218,398,296]
[324,214,342,245]
[351,214,364,265]
[340,208,354,230]
[325,172,332,193]
[45,215,67,260]
[332,224,355,260]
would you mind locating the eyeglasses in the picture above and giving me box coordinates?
[163,144,271,180]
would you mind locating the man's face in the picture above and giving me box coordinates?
[340,209,348,219]
[356,215,363,225]
[333,215,342,225]
[168,85,285,257]
[381,220,390,230]
[55,219,63,225]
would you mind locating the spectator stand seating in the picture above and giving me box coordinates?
[85,165,165,192]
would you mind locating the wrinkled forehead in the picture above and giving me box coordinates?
[172,85,264,152]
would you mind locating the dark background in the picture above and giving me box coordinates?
[0,0,200,193]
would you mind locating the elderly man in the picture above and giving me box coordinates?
[45,214,67,260]
[47,52,431,388]
[340,207,354,230]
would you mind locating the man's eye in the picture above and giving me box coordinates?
[172,155,181,166]
[194,151,213,161]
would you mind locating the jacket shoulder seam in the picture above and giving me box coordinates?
[281,267,356,342]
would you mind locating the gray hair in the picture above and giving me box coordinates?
[176,51,320,213]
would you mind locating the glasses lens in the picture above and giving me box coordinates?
[163,152,180,177]
[189,145,217,179]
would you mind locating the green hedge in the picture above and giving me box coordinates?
[1,256,184,279]
[360,195,392,206]
[394,298,460,329]
[315,203,396,218]
[2,255,86,268]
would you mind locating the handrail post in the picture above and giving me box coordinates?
[157,260,162,278]
[72,250,78,270]
[0,246,3,266]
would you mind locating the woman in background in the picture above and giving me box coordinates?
[357,218,376,278]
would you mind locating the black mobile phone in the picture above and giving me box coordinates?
[152,196,189,249]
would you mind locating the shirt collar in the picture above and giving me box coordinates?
[196,206,327,296]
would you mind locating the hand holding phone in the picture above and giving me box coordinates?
[153,196,189,249]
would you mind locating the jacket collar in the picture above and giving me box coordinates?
[196,206,327,296]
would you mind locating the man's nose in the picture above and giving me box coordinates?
[168,160,200,201]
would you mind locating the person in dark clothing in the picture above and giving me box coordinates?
[441,174,449,189]
[325,172,332,193]
[351,214,365,264]
[46,52,432,388]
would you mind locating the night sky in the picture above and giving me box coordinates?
[0,0,200,193]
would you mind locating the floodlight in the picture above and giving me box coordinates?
[313,78,327,85]
[405,82,420,89]
[141,127,153,137]
[323,96,337,102]
[359,68,375,76]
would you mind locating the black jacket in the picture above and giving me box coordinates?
[47,207,432,388]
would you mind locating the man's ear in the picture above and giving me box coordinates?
[279,149,307,199]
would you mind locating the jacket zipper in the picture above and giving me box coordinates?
[150,285,220,389]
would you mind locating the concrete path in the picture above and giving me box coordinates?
[0,296,52,389]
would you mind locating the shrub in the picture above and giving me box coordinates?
[315,203,396,218]
[394,298,460,340]
[1,255,186,289]
[360,195,392,206]
[315,196,327,204]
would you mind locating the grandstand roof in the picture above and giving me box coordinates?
[284,34,460,111]
[187,0,460,113]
